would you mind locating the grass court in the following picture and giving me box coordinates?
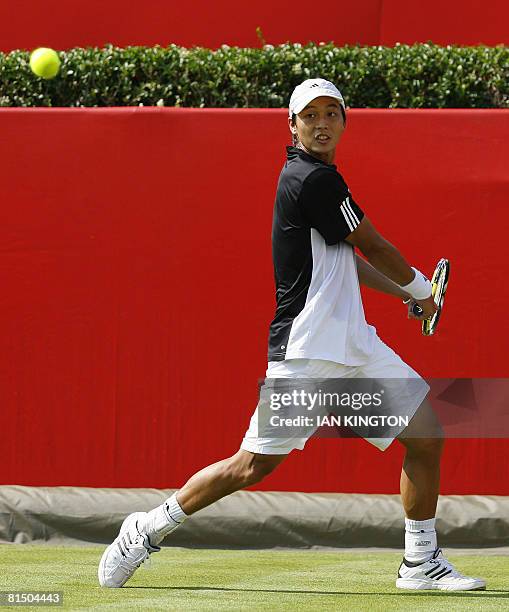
[0,546,507,611]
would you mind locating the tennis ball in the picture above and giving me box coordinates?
[29,48,61,79]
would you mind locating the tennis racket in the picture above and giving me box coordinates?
[411,258,450,336]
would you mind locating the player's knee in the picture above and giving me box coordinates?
[399,399,444,444]
[229,451,285,487]
[402,436,444,458]
[245,457,281,485]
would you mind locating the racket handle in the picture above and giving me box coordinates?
[412,303,424,317]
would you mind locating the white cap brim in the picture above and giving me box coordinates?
[289,89,345,117]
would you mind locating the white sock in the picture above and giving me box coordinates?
[142,492,189,546]
[404,517,437,563]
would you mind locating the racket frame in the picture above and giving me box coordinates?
[422,258,450,336]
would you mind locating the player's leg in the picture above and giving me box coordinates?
[397,399,444,522]
[98,358,320,588]
[357,337,486,590]
[397,399,443,564]
[175,449,287,514]
[98,450,287,588]
[397,409,484,589]
[396,395,485,589]
[141,450,288,548]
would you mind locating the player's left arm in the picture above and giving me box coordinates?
[356,254,410,299]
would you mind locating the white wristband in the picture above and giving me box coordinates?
[400,267,432,300]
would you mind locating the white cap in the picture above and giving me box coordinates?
[289,78,345,117]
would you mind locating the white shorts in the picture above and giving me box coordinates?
[240,335,429,455]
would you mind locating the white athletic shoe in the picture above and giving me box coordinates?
[396,548,486,591]
[98,512,160,588]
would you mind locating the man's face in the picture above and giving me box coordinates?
[289,96,345,162]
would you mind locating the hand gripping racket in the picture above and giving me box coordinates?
[411,259,450,336]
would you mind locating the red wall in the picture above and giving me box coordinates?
[0,0,383,51]
[1,0,508,52]
[1,108,508,494]
[381,0,509,46]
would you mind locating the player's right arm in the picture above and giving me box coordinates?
[345,216,413,284]
[345,216,436,318]
[299,168,436,319]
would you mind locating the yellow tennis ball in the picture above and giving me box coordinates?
[30,48,61,79]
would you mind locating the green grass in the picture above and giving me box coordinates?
[0,546,507,611]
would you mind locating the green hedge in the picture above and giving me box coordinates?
[0,43,507,108]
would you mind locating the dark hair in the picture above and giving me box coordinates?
[291,106,346,145]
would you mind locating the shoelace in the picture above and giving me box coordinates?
[118,533,150,567]
[431,550,461,578]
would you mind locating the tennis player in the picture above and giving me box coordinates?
[99,78,486,591]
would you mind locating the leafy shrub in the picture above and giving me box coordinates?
[0,43,507,108]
